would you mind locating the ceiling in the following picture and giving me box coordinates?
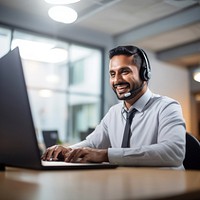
[0,0,200,68]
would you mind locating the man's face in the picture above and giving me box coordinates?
[109,55,142,100]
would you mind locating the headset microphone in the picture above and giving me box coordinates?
[124,82,144,98]
[124,92,131,98]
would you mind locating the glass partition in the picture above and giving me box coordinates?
[0,28,103,144]
[0,27,11,58]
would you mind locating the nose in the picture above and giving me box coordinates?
[111,73,123,84]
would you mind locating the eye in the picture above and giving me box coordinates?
[109,72,115,78]
[121,69,129,75]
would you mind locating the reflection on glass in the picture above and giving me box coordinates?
[28,90,68,142]
[7,29,103,143]
[22,59,68,91]
[0,27,11,58]
[68,94,101,143]
[69,44,102,95]
[11,39,68,63]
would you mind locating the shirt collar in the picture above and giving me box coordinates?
[122,88,152,113]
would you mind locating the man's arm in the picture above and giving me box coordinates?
[108,102,186,167]
[41,144,109,163]
[64,147,108,163]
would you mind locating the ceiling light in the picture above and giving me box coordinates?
[48,6,78,24]
[193,67,200,82]
[193,71,200,82]
[47,48,68,63]
[44,0,80,4]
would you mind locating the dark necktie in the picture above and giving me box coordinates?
[121,108,137,148]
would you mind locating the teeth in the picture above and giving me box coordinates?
[115,84,128,89]
[117,85,127,89]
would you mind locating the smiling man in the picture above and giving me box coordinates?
[42,45,186,169]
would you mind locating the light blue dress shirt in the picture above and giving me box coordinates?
[71,88,186,168]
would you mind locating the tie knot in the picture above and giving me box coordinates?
[127,108,137,120]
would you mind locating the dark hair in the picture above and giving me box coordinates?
[109,45,151,81]
[109,45,142,69]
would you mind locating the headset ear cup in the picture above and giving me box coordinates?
[139,48,151,81]
[140,65,151,81]
[147,70,151,80]
[140,67,145,81]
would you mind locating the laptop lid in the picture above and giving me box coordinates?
[0,48,43,169]
[0,48,117,170]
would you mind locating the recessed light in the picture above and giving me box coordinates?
[193,70,200,82]
[48,48,68,63]
[48,6,78,24]
[44,0,80,4]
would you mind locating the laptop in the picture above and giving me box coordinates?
[42,130,59,148]
[0,48,117,170]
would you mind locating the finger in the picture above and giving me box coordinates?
[64,149,78,162]
[53,147,72,161]
[65,149,83,163]
[71,150,85,163]
[79,155,90,163]
[41,147,51,160]
[46,146,57,161]
[42,145,57,161]
[51,146,63,161]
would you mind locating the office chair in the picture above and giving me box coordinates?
[42,130,59,148]
[183,132,200,170]
[80,127,95,140]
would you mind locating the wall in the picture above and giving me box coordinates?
[189,67,200,138]
[148,52,191,133]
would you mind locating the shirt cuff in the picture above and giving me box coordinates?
[108,148,124,165]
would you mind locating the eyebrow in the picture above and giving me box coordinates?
[109,66,130,72]
[109,66,132,75]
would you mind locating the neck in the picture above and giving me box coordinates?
[125,84,147,110]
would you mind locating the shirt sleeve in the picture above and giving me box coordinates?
[108,101,186,168]
[69,111,111,149]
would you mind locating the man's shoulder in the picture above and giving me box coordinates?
[109,101,123,111]
[152,93,179,103]
[150,93,181,110]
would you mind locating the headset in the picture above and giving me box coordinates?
[123,46,151,98]
[109,45,152,99]
[137,48,151,81]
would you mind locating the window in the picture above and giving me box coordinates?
[0,27,103,144]
[0,27,11,58]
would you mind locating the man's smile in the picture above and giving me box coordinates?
[114,83,129,94]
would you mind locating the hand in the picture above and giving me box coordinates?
[64,147,108,163]
[41,145,72,161]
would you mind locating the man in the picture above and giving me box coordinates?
[42,45,186,168]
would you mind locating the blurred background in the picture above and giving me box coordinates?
[0,0,200,145]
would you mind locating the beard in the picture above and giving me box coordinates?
[113,81,144,101]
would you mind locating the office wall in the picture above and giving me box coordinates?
[147,53,191,133]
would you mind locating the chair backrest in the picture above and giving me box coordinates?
[42,130,59,148]
[183,132,200,170]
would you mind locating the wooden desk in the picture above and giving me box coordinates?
[0,167,200,200]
